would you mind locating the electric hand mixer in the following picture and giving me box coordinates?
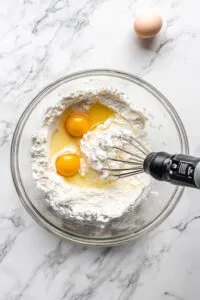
[103,135,200,189]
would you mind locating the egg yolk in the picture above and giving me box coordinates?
[55,153,80,177]
[65,114,90,137]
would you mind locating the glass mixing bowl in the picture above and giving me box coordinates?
[11,69,189,246]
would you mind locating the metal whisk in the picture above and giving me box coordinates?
[103,136,149,178]
[103,135,200,189]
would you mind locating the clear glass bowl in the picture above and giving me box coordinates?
[11,69,189,246]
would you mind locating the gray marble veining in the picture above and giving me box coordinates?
[1,0,200,299]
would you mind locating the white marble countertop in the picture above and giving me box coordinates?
[1,0,200,299]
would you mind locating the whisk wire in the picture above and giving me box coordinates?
[112,146,144,161]
[130,135,150,154]
[104,134,149,178]
[103,167,143,172]
[120,136,149,156]
[114,169,144,178]
[107,157,143,166]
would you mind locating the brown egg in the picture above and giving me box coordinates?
[134,12,163,39]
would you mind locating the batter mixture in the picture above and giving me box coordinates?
[31,90,150,222]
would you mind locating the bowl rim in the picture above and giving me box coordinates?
[10,69,189,246]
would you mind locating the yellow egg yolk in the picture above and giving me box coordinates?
[65,114,90,137]
[50,102,114,186]
[55,153,80,177]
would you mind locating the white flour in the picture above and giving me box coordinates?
[31,90,150,223]
[80,115,149,179]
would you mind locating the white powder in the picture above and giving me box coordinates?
[80,115,149,179]
[31,90,150,223]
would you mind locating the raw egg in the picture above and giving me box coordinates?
[65,113,90,137]
[55,153,80,177]
[134,12,162,39]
